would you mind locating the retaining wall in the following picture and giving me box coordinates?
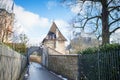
[48,54,79,80]
[0,44,27,80]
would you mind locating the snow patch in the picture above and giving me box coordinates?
[50,71,68,80]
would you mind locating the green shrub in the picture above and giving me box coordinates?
[99,43,120,52]
[78,43,120,54]
[4,43,27,55]
[78,47,98,54]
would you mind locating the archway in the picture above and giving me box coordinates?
[29,51,42,63]
[27,46,42,64]
[26,46,48,67]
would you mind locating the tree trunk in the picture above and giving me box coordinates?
[101,0,110,45]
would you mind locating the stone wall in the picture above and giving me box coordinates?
[0,44,27,80]
[48,54,79,80]
[48,47,63,55]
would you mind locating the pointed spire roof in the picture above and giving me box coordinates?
[42,22,67,42]
[50,22,67,41]
[49,22,58,33]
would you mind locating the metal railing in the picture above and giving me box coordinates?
[78,49,120,80]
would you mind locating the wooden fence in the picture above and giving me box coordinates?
[78,49,120,80]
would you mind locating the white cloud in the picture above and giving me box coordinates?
[70,3,82,14]
[14,5,50,30]
[115,29,120,33]
[47,1,57,10]
[13,4,52,45]
[110,32,120,43]
[110,28,120,43]
[13,4,71,45]
[55,20,69,28]
[70,1,93,15]
[28,37,41,46]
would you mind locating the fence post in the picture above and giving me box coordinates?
[78,54,82,80]
[98,49,100,80]
[77,54,80,80]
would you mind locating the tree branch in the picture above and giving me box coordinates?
[82,16,101,28]
[107,0,114,6]
[79,0,100,2]
[97,34,101,40]
[109,13,116,20]
[73,16,101,29]
[93,17,99,33]
[109,18,120,27]
[110,27,120,35]
[109,6,120,12]
[87,17,100,33]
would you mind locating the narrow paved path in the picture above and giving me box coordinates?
[24,62,63,80]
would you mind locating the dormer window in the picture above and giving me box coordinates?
[47,32,56,40]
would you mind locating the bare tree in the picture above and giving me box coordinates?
[0,9,14,43]
[62,0,120,45]
[19,33,29,45]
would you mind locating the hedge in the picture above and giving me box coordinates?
[78,43,120,54]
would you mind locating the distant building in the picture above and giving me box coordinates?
[0,9,14,42]
[0,0,14,13]
[42,22,67,54]
[68,31,99,53]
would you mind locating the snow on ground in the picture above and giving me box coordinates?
[50,71,68,80]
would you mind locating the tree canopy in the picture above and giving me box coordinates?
[63,0,120,45]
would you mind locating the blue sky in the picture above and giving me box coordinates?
[14,0,73,20]
[13,0,76,45]
[1,0,120,45]
[12,0,120,45]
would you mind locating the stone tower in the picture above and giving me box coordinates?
[0,9,14,42]
[42,22,67,54]
[0,0,14,42]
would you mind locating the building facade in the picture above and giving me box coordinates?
[69,31,99,53]
[0,9,14,42]
[42,22,67,54]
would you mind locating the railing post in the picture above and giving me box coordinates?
[98,48,100,80]
[78,54,82,80]
[77,54,79,80]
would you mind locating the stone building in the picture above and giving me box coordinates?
[42,22,67,54]
[67,31,99,53]
[0,9,14,42]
